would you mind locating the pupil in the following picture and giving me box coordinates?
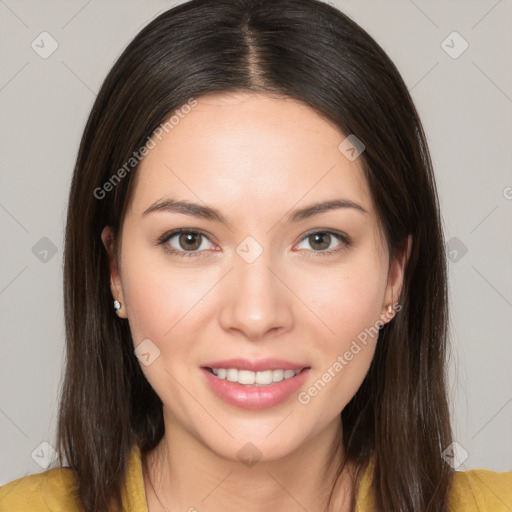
[311,233,330,250]
[180,232,201,251]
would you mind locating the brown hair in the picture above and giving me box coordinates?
[58,0,454,510]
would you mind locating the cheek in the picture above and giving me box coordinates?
[295,254,386,411]
[298,286,381,420]
[119,244,215,407]
[119,239,215,347]
[303,256,386,345]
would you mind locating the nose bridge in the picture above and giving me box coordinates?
[218,242,293,339]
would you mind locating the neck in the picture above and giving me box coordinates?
[144,412,356,512]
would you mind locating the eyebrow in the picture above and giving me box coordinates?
[142,197,368,224]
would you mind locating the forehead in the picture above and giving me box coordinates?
[127,92,374,224]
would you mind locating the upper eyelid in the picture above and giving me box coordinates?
[294,230,349,251]
[160,228,215,244]
[159,229,217,249]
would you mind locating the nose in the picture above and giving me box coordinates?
[218,250,294,341]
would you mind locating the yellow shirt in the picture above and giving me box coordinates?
[1,445,511,511]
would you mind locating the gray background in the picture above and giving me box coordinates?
[1,0,511,485]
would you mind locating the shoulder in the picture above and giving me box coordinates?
[448,467,512,512]
[0,467,78,512]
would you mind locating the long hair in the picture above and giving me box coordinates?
[58,0,453,510]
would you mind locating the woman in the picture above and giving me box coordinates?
[1,0,511,511]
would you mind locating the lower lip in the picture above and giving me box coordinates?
[201,367,311,410]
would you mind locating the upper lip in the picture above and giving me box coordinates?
[201,358,310,372]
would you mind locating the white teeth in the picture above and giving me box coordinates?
[226,368,238,382]
[272,369,284,382]
[238,370,255,385]
[209,368,302,386]
[283,369,296,379]
[255,370,273,385]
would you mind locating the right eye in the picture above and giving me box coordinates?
[158,229,216,258]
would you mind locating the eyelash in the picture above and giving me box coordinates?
[157,228,351,259]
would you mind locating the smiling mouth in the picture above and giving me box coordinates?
[204,367,309,386]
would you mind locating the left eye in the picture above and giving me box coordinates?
[295,231,347,253]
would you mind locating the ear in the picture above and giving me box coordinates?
[381,234,412,321]
[101,226,127,319]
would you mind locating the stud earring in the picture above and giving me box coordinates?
[388,303,393,314]
[111,275,123,315]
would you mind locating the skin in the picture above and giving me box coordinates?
[102,92,410,511]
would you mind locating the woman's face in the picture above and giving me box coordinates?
[103,92,406,462]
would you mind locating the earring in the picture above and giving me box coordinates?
[387,303,393,314]
[111,276,122,315]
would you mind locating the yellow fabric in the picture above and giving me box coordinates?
[354,458,512,511]
[1,445,511,511]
